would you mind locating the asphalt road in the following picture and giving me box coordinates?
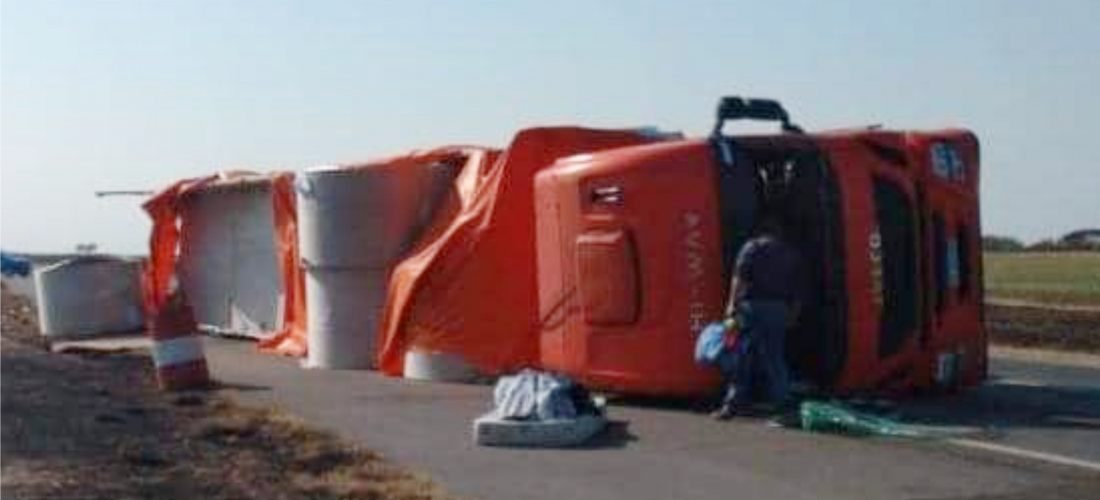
[899,355,1100,465]
[203,338,1100,500]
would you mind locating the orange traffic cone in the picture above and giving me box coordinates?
[150,289,210,391]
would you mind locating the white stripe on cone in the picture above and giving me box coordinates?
[151,336,205,368]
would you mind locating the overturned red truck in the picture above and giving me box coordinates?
[535,97,983,397]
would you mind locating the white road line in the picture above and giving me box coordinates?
[1046,415,1100,427]
[994,378,1050,388]
[948,438,1100,474]
[990,345,1100,369]
[994,378,1100,395]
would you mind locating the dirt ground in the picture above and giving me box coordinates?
[986,304,1100,354]
[0,283,454,500]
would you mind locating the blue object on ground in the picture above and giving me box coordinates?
[1,252,31,277]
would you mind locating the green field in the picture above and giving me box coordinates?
[983,252,1100,306]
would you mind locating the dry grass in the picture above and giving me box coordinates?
[186,403,451,500]
[1,281,455,500]
[984,252,1100,306]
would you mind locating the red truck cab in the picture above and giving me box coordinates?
[534,97,984,397]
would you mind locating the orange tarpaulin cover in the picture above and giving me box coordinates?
[144,131,656,370]
[258,147,489,357]
[142,171,306,357]
[378,127,659,376]
[256,173,308,356]
[141,171,259,314]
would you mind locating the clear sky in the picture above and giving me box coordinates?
[2,0,1098,254]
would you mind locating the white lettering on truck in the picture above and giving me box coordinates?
[870,226,884,308]
[682,210,708,335]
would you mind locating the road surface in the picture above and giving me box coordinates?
[8,276,1094,498]
[900,354,1100,466]
[202,338,1099,500]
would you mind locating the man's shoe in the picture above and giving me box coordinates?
[711,405,737,421]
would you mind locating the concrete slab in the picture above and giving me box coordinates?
[50,333,149,354]
[474,412,607,447]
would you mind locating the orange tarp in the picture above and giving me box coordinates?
[142,171,306,356]
[258,147,489,357]
[256,173,308,356]
[141,171,258,314]
[378,127,659,376]
[144,131,655,372]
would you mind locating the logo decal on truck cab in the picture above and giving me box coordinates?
[931,142,966,182]
[682,210,708,335]
[870,226,884,308]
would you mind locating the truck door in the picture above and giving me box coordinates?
[822,133,923,393]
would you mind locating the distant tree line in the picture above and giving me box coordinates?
[983,228,1100,252]
[983,235,1026,252]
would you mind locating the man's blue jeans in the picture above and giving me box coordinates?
[721,300,790,407]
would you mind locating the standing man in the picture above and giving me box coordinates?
[711,216,803,419]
